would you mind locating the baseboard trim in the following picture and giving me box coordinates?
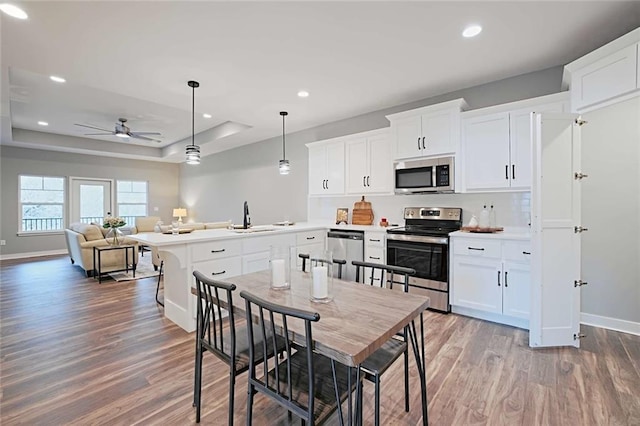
[581,313,640,336]
[0,249,67,261]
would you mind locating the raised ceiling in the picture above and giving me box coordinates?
[1,1,639,162]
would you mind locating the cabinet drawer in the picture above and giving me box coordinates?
[365,233,385,248]
[296,230,326,246]
[191,239,242,262]
[242,233,296,255]
[453,238,501,258]
[193,256,242,280]
[365,246,385,264]
[503,241,532,263]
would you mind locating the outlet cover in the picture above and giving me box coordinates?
[0,240,6,246]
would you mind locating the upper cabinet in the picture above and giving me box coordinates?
[461,93,568,192]
[307,140,345,196]
[386,98,468,160]
[563,28,640,112]
[345,129,393,194]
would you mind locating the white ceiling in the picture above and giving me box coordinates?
[2,1,639,162]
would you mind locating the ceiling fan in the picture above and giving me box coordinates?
[75,118,162,142]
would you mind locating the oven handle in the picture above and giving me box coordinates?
[386,233,448,245]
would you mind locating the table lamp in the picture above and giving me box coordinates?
[173,208,187,225]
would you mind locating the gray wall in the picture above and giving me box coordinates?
[181,66,563,225]
[581,97,640,323]
[0,146,180,255]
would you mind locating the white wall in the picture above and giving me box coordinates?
[581,97,640,324]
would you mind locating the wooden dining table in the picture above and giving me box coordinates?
[193,269,430,425]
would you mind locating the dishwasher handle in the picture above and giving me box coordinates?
[327,230,364,240]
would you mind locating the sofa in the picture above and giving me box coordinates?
[65,222,140,277]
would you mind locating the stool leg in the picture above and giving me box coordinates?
[156,261,164,307]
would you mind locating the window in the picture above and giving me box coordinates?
[117,180,148,224]
[19,175,65,233]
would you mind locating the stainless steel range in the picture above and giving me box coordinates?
[386,207,462,312]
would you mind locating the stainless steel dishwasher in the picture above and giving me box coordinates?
[327,229,364,282]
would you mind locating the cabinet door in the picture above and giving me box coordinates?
[503,262,530,320]
[325,143,345,195]
[422,110,454,155]
[295,242,325,270]
[346,137,369,194]
[367,134,393,193]
[393,115,422,159]
[451,257,502,314]
[308,144,327,195]
[242,251,271,274]
[571,44,638,110]
[463,112,511,190]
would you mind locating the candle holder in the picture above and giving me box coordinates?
[270,245,291,290]
[309,250,334,303]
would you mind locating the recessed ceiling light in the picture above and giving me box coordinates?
[50,75,66,83]
[202,113,212,119]
[462,25,482,38]
[0,3,28,19]
[297,90,309,98]
[37,121,48,126]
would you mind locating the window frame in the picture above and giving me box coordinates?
[18,174,66,236]
[116,180,149,223]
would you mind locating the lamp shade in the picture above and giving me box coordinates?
[173,208,187,218]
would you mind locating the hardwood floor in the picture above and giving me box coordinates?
[1,255,639,425]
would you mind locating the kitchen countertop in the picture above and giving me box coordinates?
[450,228,531,240]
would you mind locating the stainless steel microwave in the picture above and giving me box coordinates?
[394,156,455,194]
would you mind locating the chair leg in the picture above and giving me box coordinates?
[374,373,381,426]
[194,349,203,422]
[246,383,254,426]
[229,372,235,426]
[156,261,164,307]
[404,348,410,412]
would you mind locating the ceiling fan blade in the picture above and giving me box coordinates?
[131,134,162,143]
[130,132,161,136]
[84,132,115,136]
[75,123,112,132]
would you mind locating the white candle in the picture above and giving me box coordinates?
[312,265,328,299]
[271,259,286,288]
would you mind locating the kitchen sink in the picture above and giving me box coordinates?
[232,225,276,233]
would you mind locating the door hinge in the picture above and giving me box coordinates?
[574,226,589,233]
[574,280,589,287]
[574,172,589,180]
[575,118,588,126]
[574,333,586,340]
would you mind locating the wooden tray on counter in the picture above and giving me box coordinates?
[162,228,194,234]
[461,226,504,233]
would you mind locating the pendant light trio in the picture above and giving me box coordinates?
[185,80,291,174]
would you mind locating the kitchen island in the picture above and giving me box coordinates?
[128,223,328,332]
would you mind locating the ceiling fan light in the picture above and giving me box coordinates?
[115,133,130,138]
[279,159,290,175]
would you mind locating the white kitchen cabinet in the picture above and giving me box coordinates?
[462,94,566,191]
[242,251,271,274]
[307,141,345,196]
[345,130,393,194]
[451,235,531,328]
[363,230,386,284]
[386,98,467,160]
[295,230,326,270]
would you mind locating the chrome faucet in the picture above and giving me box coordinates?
[243,201,251,229]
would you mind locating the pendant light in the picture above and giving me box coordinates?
[278,111,290,175]
[186,80,201,165]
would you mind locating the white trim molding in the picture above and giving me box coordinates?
[0,249,67,261]
[581,312,640,336]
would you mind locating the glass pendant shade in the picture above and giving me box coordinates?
[186,80,200,165]
[186,145,201,164]
[279,159,290,175]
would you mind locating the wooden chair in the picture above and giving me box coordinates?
[241,290,357,425]
[298,253,347,279]
[351,260,416,426]
[192,271,285,425]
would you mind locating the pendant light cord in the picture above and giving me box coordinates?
[191,85,195,147]
[282,114,286,160]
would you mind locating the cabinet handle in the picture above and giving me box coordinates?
[326,179,329,190]
[366,176,370,187]
[422,137,426,150]
[211,270,226,276]
[467,247,485,251]
[211,249,226,253]
[306,236,315,240]
[497,271,501,286]
[512,164,516,180]
[369,256,381,260]
[504,271,508,287]
[369,239,381,242]
[505,165,509,180]
[363,176,366,187]
[417,137,421,150]
[523,251,531,255]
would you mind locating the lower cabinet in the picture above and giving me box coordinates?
[451,236,531,328]
[294,230,326,270]
[363,230,386,283]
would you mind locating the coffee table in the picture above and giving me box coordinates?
[93,245,136,283]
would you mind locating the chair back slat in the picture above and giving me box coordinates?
[299,253,347,279]
[352,260,416,293]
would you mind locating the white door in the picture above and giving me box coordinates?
[463,112,511,190]
[308,145,327,195]
[345,137,368,193]
[421,110,454,155]
[530,113,582,348]
[69,178,113,224]
[451,257,503,314]
[393,115,422,159]
[367,134,393,193]
[325,142,345,195]
[503,262,531,320]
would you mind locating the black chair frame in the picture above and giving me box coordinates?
[299,253,347,279]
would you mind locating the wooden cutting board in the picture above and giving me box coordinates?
[461,226,504,233]
[352,196,374,225]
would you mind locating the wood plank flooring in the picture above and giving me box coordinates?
[1,255,639,425]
